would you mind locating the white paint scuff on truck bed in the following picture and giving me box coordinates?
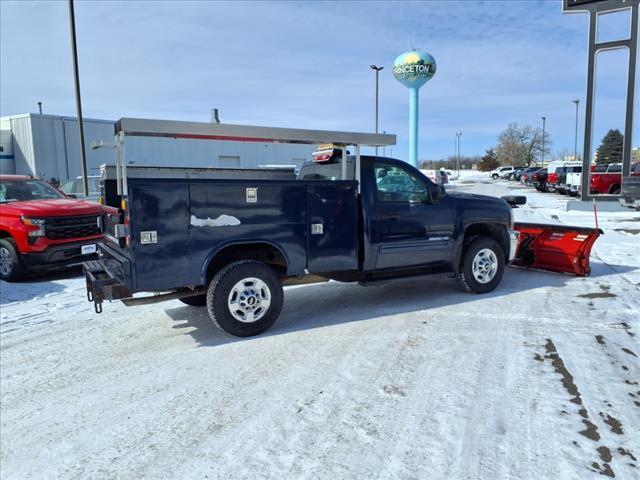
[190,214,241,227]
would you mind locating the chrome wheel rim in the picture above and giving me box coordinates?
[227,277,271,323]
[472,248,498,284]
[0,247,13,276]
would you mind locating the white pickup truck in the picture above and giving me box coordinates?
[490,166,514,180]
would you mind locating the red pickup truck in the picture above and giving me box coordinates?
[0,175,106,281]
[590,163,640,195]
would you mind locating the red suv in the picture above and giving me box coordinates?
[0,175,106,281]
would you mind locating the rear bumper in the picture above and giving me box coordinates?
[84,259,132,313]
[21,239,100,270]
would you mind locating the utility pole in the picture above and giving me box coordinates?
[455,131,462,177]
[572,99,580,161]
[382,130,386,156]
[370,65,384,156]
[541,116,546,165]
[68,0,89,195]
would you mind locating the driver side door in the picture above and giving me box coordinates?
[372,161,454,270]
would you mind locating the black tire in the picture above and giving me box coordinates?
[206,260,283,337]
[0,238,25,282]
[492,174,499,180]
[611,187,621,195]
[179,294,207,307]
[457,237,505,294]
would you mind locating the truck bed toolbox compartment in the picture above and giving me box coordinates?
[306,183,359,272]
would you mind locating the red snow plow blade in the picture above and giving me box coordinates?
[512,223,603,276]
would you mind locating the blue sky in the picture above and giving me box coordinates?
[0,0,634,160]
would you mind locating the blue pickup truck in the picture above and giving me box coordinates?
[86,148,522,337]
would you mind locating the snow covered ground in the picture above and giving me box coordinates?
[1,176,638,480]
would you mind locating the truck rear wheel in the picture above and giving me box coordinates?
[0,239,25,282]
[206,260,283,337]
[457,237,505,294]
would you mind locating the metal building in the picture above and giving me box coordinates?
[0,113,317,183]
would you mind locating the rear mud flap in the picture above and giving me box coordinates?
[512,222,603,277]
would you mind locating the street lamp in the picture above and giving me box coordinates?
[540,116,546,165]
[68,0,89,196]
[572,99,580,162]
[370,65,384,155]
[455,131,462,177]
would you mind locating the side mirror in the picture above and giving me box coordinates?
[501,195,526,208]
[428,182,444,203]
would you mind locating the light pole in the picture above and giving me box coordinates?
[68,0,89,195]
[540,116,546,165]
[382,130,386,156]
[572,99,580,161]
[370,65,384,156]
[455,131,462,177]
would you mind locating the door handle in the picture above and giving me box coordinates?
[383,211,400,219]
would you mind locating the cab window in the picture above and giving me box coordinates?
[374,162,429,203]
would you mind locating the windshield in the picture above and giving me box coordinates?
[61,178,101,195]
[0,179,66,203]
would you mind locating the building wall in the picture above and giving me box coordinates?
[0,126,15,174]
[0,114,315,181]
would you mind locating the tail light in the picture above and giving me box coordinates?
[121,198,131,247]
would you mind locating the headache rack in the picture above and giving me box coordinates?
[106,117,397,197]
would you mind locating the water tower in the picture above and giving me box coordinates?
[393,50,436,167]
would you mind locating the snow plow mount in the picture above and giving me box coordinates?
[512,222,603,277]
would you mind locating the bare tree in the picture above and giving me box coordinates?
[496,123,552,166]
[555,148,580,162]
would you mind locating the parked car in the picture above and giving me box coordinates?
[567,166,586,197]
[532,168,548,191]
[513,167,527,182]
[0,175,107,281]
[543,161,568,192]
[619,162,640,210]
[490,166,515,180]
[590,163,623,195]
[520,167,540,185]
[555,164,582,194]
[60,175,102,202]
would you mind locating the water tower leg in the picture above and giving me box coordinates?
[409,87,419,167]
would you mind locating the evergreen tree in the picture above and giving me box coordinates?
[595,129,623,164]
[479,148,500,171]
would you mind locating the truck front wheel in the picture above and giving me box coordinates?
[457,237,505,294]
[0,239,25,282]
[206,260,283,337]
